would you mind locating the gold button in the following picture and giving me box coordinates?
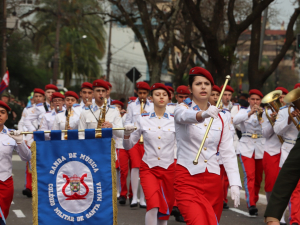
[219,128,221,130]
[7,143,9,145]
[158,126,161,129]
[204,160,207,163]
[204,147,207,150]
[158,117,161,119]
[168,129,170,131]
[158,136,161,139]
[149,128,151,130]
[158,147,161,149]
[204,124,207,126]
[158,157,161,160]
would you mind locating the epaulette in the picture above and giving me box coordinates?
[183,98,192,106]
[234,103,240,106]
[167,103,176,106]
[85,107,90,110]
[128,100,133,104]
[26,106,33,109]
[58,110,64,113]
[36,103,43,106]
[109,105,116,109]
[8,129,15,132]
[223,108,230,112]
[141,113,150,117]
[221,110,226,114]
[73,103,80,107]
[46,111,52,113]
[241,106,248,109]
[280,105,288,110]
[170,113,174,117]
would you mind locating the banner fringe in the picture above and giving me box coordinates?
[111,138,118,225]
[31,141,38,225]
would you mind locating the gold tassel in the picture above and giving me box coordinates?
[111,138,118,225]
[31,141,38,225]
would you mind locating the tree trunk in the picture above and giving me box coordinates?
[0,0,6,79]
[64,70,71,88]
[52,0,61,85]
[149,58,163,85]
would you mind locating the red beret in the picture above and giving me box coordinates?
[136,82,150,91]
[176,85,190,95]
[106,81,112,88]
[249,89,263,98]
[189,67,215,85]
[51,92,65,101]
[112,100,124,108]
[294,83,300,89]
[34,88,45,95]
[212,85,221,93]
[93,79,109,90]
[275,87,288,95]
[220,85,234,93]
[45,84,58,91]
[151,83,171,98]
[81,82,93,90]
[129,96,137,101]
[0,100,11,112]
[65,91,79,100]
[166,86,174,93]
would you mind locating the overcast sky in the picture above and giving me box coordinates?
[271,0,297,29]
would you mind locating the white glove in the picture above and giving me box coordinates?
[230,185,240,208]
[124,125,135,136]
[201,105,222,119]
[8,130,23,144]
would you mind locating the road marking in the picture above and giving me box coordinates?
[229,208,255,217]
[11,201,14,204]
[13,210,25,218]
[12,155,21,161]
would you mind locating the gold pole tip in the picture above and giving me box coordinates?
[193,160,198,165]
[226,75,231,80]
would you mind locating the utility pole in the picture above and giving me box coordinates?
[0,0,6,79]
[52,0,61,85]
[106,20,112,82]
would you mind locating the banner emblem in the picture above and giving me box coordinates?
[62,174,89,200]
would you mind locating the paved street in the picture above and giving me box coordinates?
[7,159,288,225]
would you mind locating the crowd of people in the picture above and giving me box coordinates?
[0,66,299,225]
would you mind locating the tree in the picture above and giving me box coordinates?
[103,0,182,85]
[20,0,106,87]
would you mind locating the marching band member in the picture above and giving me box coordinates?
[52,91,81,140]
[124,82,154,208]
[78,79,123,139]
[79,82,94,109]
[39,92,65,135]
[220,85,234,110]
[275,87,288,106]
[24,84,58,131]
[233,89,265,216]
[124,83,175,225]
[166,85,190,114]
[0,100,31,223]
[274,87,299,225]
[106,81,114,106]
[174,67,241,225]
[111,100,133,205]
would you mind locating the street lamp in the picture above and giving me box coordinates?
[236,73,244,92]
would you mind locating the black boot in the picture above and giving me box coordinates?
[119,196,126,205]
[249,205,258,216]
[175,214,185,222]
[22,188,32,198]
[223,201,229,209]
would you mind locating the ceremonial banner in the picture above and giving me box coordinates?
[0,70,9,94]
[31,129,117,225]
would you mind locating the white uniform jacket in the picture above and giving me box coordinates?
[124,98,154,126]
[24,102,50,131]
[78,103,123,139]
[233,106,265,159]
[274,106,298,167]
[174,98,241,187]
[52,104,82,140]
[0,126,31,181]
[166,102,178,159]
[124,110,175,169]
[39,109,59,140]
[261,109,281,156]
[114,114,126,149]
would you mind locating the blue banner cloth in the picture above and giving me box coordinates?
[33,129,115,225]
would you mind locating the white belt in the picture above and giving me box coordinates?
[242,132,262,139]
[284,139,296,145]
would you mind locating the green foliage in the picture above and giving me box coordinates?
[32,0,106,87]
[7,32,51,101]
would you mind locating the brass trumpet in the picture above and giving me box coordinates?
[261,90,284,143]
[64,108,71,140]
[95,98,107,138]
[193,75,231,165]
[139,99,144,144]
[284,88,300,131]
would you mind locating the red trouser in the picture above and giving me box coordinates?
[220,165,229,203]
[0,177,14,219]
[173,159,178,207]
[129,141,145,168]
[262,152,280,192]
[239,154,263,207]
[117,149,133,199]
[25,161,32,191]
[140,161,175,220]
[174,165,222,225]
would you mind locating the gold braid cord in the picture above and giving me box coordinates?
[111,138,118,225]
[31,141,38,225]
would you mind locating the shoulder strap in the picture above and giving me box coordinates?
[43,102,49,112]
[217,114,224,153]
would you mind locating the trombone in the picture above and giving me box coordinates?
[261,90,284,143]
[284,88,300,131]
[193,75,231,165]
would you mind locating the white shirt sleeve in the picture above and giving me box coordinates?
[233,109,249,125]
[15,141,31,161]
[78,112,87,139]
[124,104,133,126]
[111,109,124,138]
[274,108,294,136]
[123,116,142,150]
[174,104,199,124]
